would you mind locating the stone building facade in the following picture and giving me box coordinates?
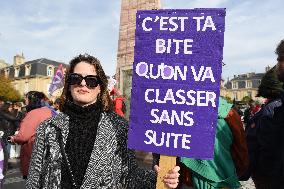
[220,78,228,97]
[224,69,270,101]
[116,0,161,118]
[0,54,66,98]
[0,59,8,69]
[116,0,161,168]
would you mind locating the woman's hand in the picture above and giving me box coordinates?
[7,136,15,144]
[154,165,180,188]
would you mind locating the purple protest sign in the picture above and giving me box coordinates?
[128,9,226,159]
[48,64,64,96]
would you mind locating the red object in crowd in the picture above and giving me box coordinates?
[110,88,118,96]
[113,97,125,117]
[110,88,126,117]
[251,104,261,114]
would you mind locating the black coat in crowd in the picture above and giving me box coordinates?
[0,111,20,145]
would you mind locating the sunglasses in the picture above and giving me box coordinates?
[68,73,101,88]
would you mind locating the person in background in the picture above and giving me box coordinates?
[0,140,4,188]
[232,103,243,117]
[243,99,255,126]
[251,100,261,115]
[179,97,247,189]
[9,102,24,159]
[245,65,283,188]
[0,102,20,171]
[12,102,25,123]
[110,88,126,118]
[0,102,19,146]
[7,102,14,114]
[0,99,4,108]
[248,39,284,188]
[26,54,180,189]
[53,98,62,113]
[8,91,53,179]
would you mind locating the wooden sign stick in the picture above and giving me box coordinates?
[156,155,176,189]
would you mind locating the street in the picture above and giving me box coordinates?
[2,159,25,189]
[1,157,256,189]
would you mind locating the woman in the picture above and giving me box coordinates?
[0,102,19,146]
[110,88,126,117]
[9,91,53,179]
[0,102,20,172]
[26,54,179,189]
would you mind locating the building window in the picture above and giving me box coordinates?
[247,91,252,98]
[246,81,252,88]
[47,67,53,76]
[25,65,31,76]
[232,82,238,89]
[233,92,238,100]
[24,82,29,94]
[4,68,10,77]
[14,67,20,77]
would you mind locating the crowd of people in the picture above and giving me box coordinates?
[0,94,62,184]
[0,39,283,188]
[170,39,284,189]
[0,101,23,176]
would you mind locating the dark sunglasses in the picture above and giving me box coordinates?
[68,73,101,88]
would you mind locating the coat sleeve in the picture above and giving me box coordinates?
[225,108,249,177]
[25,122,47,189]
[117,118,157,189]
[12,111,40,144]
[124,148,157,189]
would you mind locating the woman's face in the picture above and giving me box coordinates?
[24,96,29,105]
[8,105,13,112]
[70,62,101,106]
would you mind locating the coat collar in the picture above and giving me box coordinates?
[81,112,119,187]
[50,112,70,144]
[51,112,118,187]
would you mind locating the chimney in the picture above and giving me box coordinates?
[13,53,25,66]
[0,59,8,69]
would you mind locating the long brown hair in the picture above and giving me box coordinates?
[276,39,284,62]
[60,54,113,112]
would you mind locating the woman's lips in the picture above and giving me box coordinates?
[78,89,89,94]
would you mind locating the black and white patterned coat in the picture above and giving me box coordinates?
[26,112,157,189]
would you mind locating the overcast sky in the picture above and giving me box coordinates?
[0,0,283,79]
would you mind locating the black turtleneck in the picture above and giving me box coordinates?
[61,100,102,188]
